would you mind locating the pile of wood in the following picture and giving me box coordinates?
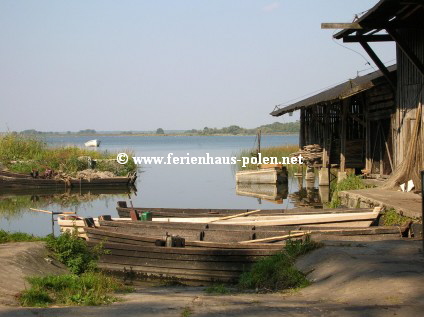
[290,144,323,165]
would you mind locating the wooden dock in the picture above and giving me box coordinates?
[338,188,422,219]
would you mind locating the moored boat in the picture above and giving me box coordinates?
[236,167,288,184]
[84,139,101,147]
[0,170,137,189]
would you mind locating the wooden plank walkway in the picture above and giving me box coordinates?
[339,188,421,219]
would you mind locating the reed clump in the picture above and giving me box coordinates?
[0,133,136,176]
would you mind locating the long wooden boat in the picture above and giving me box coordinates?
[81,219,405,282]
[116,202,375,219]
[58,207,382,239]
[92,241,280,282]
[0,170,137,189]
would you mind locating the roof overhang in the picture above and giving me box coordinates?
[270,65,396,117]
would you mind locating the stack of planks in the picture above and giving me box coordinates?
[290,144,323,165]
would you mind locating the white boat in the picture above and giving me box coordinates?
[84,139,100,147]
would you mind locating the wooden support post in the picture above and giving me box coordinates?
[300,108,305,148]
[322,105,330,167]
[340,100,348,172]
[364,93,371,173]
[51,213,55,237]
[359,40,396,92]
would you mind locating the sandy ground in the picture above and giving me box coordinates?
[0,242,67,306]
[0,240,423,317]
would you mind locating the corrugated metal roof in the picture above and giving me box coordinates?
[270,65,396,117]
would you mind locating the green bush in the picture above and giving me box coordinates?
[238,237,321,292]
[45,232,103,274]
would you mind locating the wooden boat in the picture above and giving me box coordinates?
[236,167,288,184]
[85,219,405,244]
[117,201,292,218]
[0,170,137,189]
[58,207,382,239]
[75,217,406,282]
[236,182,288,203]
[84,139,100,147]
[92,241,280,282]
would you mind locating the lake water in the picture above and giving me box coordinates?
[0,134,310,236]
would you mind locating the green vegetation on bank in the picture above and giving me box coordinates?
[45,232,105,275]
[205,284,231,295]
[19,272,130,307]
[9,121,300,136]
[381,209,412,226]
[0,230,45,244]
[19,232,131,307]
[236,145,300,171]
[0,133,136,176]
[238,237,321,292]
[328,174,374,208]
[186,121,300,135]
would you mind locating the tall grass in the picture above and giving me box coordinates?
[328,174,374,208]
[236,145,300,171]
[0,230,45,244]
[0,133,136,176]
[19,272,131,307]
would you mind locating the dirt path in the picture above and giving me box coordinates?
[0,240,423,316]
[0,242,67,306]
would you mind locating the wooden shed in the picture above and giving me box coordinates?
[272,0,423,189]
[271,66,396,177]
[334,0,423,189]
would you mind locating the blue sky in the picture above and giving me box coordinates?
[0,1,395,132]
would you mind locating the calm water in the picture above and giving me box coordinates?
[0,134,304,236]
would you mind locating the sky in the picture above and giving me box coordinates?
[0,0,396,132]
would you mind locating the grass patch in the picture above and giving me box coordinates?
[19,272,131,307]
[238,236,321,292]
[45,231,105,275]
[205,284,230,295]
[0,230,45,244]
[236,145,301,172]
[328,174,374,208]
[0,133,136,176]
[381,209,411,226]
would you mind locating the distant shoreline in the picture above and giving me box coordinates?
[1,132,299,137]
[36,132,299,139]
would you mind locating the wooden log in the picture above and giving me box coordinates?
[239,232,308,244]
[208,209,261,223]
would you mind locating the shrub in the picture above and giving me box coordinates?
[238,236,321,292]
[45,232,103,274]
